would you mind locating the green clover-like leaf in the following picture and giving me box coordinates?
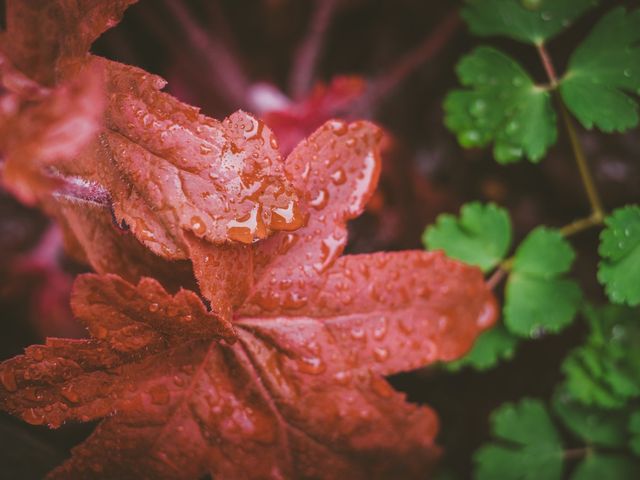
[561,8,640,132]
[474,398,563,480]
[462,0,599,45]
[552,387,628,448]
[505,227,582,337]
[571,454,638,480]
[444,47,557,164]
[423,202,512,272]
[561,304,640,409]
[446,325,519,371]
[598,205,640,306]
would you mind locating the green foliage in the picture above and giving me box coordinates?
[474,399,564,480]
[444,47,556,163]
[504,227,581,337]
[629,412,640,456]
[598,205,640,306]
[443,3,640,477]
[422,202,512,272]
[446,325,518,371]
[560,8,640,132]
[561,305,640,409]
[571,454,638,480]
[462,0,598,45]
[552,388,628,448]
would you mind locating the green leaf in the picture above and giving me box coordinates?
[513,227,575,277]
[552,388,628,448]
[423,202,512,272]
[462,0,598,45]
[629,412,640,456]
[561,304,640,409]
[561,8,640,132]
[446,325,519,371]
[598,205,640,306]
[474,398,563,480]
[571,454,638,480]
[504,228,582,337]
[444,47,557,164]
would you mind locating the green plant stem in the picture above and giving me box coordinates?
[487,213,603,290]
[564,447,591,460]
[536,43,606,221]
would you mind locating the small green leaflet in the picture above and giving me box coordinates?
[462,0,599,45]
[446,325,518,371]
[629,412,640,456]
[571,455,638,480]
[474,399,564,480]
[560,8,640,132]
[444,47,556,164]
[561,304,640,409]
[504,227,581,337]
[598,205,640,306]
[552,388,628,448]
[423,202,512,272]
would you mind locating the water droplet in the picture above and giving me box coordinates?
[329,120,348,136]
[461,130,481,144]
[297,357,326,375]
[309,189,329,210]
[470,99,487,117]
[477,299,497,328]
[373,317,388,340]
[350,327,366,340]
[506,121,519,134]
[61,386,80,403]
[190,216,206,236]
[623,69,632,78]
[540,11,552,21]
[330,168,346,185]
[373,347,389,362]
[148,303,159,313]
[23,408,45,426]
[512,76,525,87]
[270,201,304,231]
[334,371,351,385]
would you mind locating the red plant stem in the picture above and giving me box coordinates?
[289,0,341,99]
[163,0,252,110]
[353,10,461,115]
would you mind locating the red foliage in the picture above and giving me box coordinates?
[0,1,498,478]
[262,76,366,155]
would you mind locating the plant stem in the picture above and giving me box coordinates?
[559,213,604,237]
[536,43,606,221]
[564,447,591,460]
[487,212,603,290]
[289,0,341,99]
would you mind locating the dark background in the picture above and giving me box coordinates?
[1,0,638,478]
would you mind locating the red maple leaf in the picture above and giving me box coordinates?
[1,248,495,479]
[0,1,499,478]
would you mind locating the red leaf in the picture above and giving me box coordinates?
[0,2,500,478]
[1,0,137,85]
[262,76,366,156]
[1,250,495,479]
[1,60,105,205]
